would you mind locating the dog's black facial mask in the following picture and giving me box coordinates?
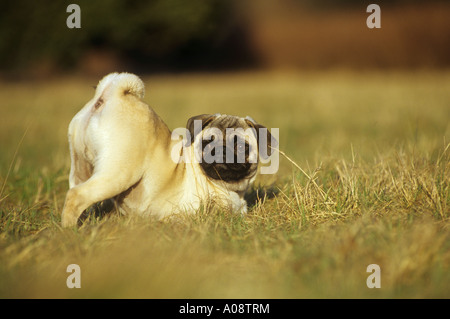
[186,114,258,183]
[200,134,255,183]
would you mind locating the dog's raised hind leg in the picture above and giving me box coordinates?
[61,169,140,227]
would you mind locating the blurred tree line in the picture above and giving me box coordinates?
[0,0,253,75]
[299,0,446,10]
[0,0,447,76]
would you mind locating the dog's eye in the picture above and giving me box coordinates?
[202,136,216,150]
[232,135,246,148]
[203,135,215,142]
[202,135,215,144]
[236,143,250,156]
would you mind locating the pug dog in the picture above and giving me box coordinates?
[61,72,275,227]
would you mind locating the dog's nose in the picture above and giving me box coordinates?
[223,146,234,163]
[223,145,248,164]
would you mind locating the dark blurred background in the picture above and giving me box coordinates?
[0,0,449,78]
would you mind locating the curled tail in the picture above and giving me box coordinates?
[96,72,145,100]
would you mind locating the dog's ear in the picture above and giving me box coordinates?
[245,117,278,159]
[186,114,217,143]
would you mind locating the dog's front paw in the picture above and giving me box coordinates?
[239,201,248,215]
[61,212,79,228]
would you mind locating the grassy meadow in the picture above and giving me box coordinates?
[0,70,449,298]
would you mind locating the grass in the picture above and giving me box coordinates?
[0,70,449,298]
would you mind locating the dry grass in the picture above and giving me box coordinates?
[0,70,449,298]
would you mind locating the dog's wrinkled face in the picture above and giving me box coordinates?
[186,114,274,183]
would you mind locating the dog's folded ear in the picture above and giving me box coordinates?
[245,117,278,159]
[186,114,218,144]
